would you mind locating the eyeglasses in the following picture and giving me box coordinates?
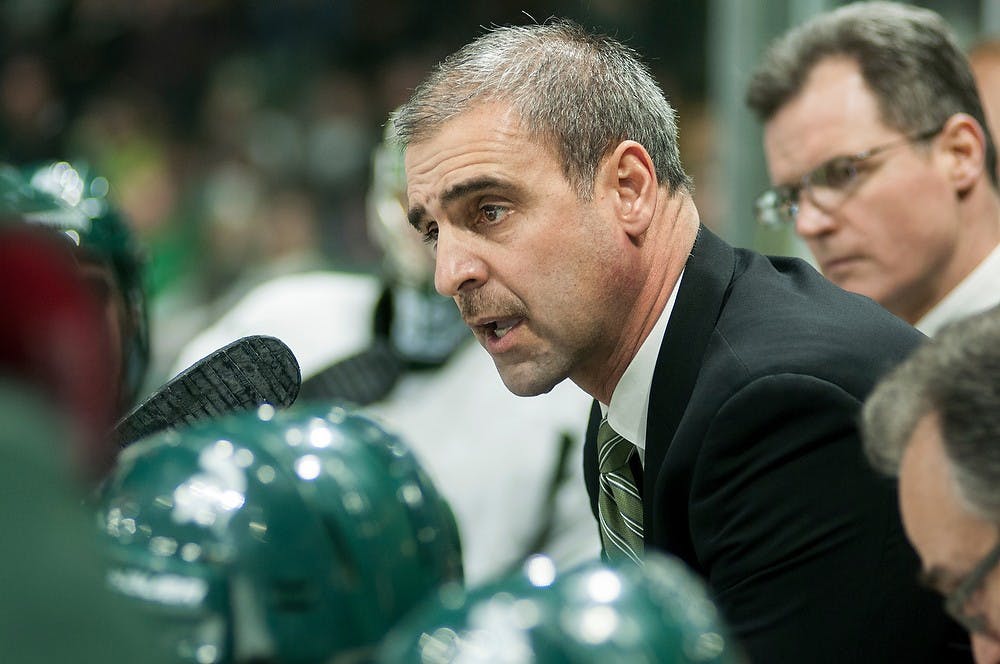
[944,535,1000,635]
[754,126,943,228]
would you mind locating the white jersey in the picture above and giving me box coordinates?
[170,270,601,585]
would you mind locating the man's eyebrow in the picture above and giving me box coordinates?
[441,176,510,206]
[407,204,427,231]
[408,176,513,231]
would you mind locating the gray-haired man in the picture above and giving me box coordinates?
[863,306,1000,663]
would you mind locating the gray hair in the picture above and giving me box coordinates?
[746,1,998,188]
[392,18,691,199]
[862,306,1000,521]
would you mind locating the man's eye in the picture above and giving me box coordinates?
[421,226,438,246]
[480,204,508,224]
[776,185,800,209]
[814,158,857,189]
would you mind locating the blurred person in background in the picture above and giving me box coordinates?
[0,162,151,471]
[20,160,151,416]
[863,305,1000,663]
[170,118,600,586]
[970,37,1000,182]
[0,184,169,662]
[0,204,117,480]
[0,50,65,163]
[746,1,1000,337]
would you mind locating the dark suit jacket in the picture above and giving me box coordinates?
[584,226,970,662]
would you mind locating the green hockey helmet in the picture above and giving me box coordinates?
[96,402,463,663]
[376,553,747,663]
[18,160,150,410]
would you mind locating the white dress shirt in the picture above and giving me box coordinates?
[600,271,684,465]
[916,242,1000,337]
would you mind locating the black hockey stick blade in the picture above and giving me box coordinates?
[297,337,403,406]
[111,335,301,449]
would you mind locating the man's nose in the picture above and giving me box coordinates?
[433,228,487,297]
[794,195,838,238]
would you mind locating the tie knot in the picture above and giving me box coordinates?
[597,419,635,473]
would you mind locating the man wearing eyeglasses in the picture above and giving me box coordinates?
[746,2,1000,337]
[862,305,1000,663]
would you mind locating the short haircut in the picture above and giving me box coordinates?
[746,1,998,188]
[862,305,1000,521]
[392,18,691,199]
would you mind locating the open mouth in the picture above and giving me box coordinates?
[492,322,515,338]
[479,317,521,339]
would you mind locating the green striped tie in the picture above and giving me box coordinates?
[597,418,644,564]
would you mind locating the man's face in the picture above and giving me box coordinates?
[405,102,637,397]
[899,413,1000,663]
[762,56,959,324]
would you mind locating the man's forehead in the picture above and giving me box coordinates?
[763,81,895,182]
[403,106,545,206]
[899,415,997,571]
[404,102,525,159]
[765,57,883,148]
[899,414,953,518]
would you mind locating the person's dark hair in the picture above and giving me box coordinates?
[746,1,998,188]
[393,18,691,199]
[862,306,1000,521]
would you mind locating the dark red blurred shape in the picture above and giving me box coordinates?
[0,224,117,480]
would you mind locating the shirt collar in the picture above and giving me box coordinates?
[601,270,684,452]
[916,242,1000,337]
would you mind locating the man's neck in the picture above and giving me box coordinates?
[901,189,1000,324]
[585,192,699,403]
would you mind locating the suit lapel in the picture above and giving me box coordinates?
[583,399,602,521]
[643,225,735,528]
[583,225,737,540]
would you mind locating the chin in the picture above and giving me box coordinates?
[827,272,875,299]
[497,367,562,397]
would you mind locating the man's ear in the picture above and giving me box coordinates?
[597,140,659,238]
[936,113,987,195]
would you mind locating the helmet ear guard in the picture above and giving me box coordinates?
[97,403,463,663]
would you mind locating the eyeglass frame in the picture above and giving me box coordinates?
[943,534,1000,635]
[754,125,944,228]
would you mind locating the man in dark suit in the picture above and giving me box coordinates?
[393,18,969,662]
[862,306,1000,664]
[745,3,1000,338]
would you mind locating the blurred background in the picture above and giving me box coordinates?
[0,0,992,394]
